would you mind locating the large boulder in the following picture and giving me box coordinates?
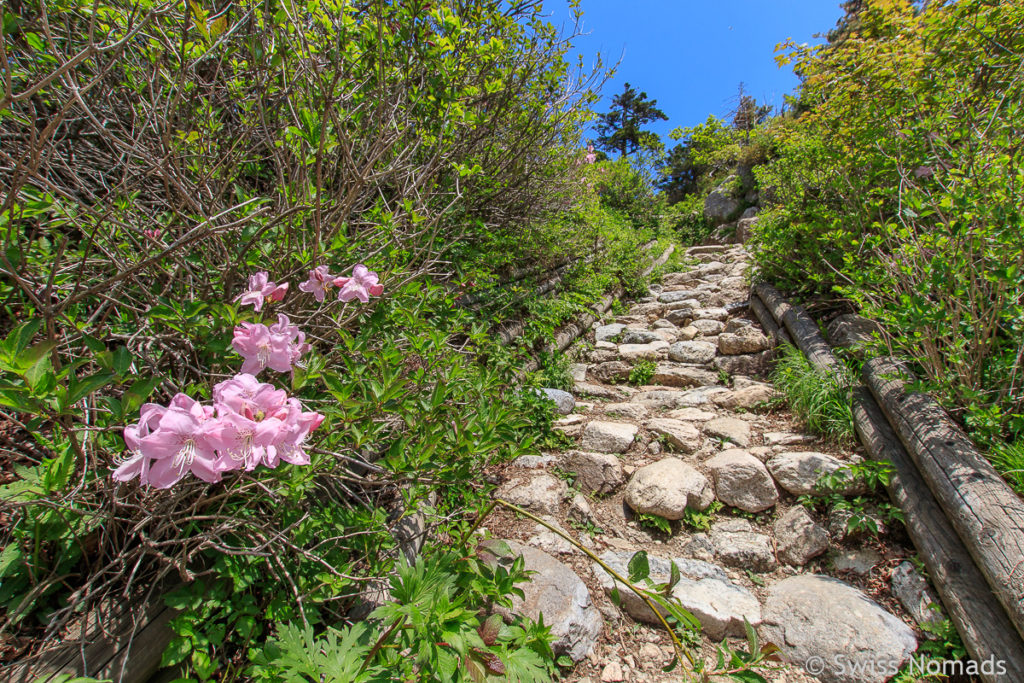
[500,541,602,662]
[704,180,744,224]
[624,458,715,519]
[759,575,917,683]
[592,551,761,639]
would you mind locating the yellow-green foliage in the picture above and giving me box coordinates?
[754,0,1024,450]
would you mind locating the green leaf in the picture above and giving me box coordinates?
[160,635,193,667]
[62,371,116,409]
[123,376,162,412]
[112,346,132,376]
[2,319,41,359]
[627,550,649,583]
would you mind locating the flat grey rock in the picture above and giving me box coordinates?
[580,421,638,453]
[759,575,916,683]
[703,416,752,447]
[501,541,602,662]
[709,519,776,572]
[668,341,717,364]
[767,451,860,496]
[774,506,829,566]
[498,473,567,516]
[592,551,761,639]
[540,387,575,415]
[645,418,703,453]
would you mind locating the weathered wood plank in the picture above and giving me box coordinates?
[753,283,846,379]
[864,357,1024,641]
[853,387,1024,681]
[748,289,793,347]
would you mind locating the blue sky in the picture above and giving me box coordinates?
[546,1,847,141]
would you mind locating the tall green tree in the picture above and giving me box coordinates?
[595,82,668,158]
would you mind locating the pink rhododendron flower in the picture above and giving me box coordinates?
[114,394,226,488]
[211,374,323,470]
[298,265,334,302]
[335,264,383,303]
[231,315,308,375]
[115,377,323,488]
[584,144,597,164]
[234,271,288,312]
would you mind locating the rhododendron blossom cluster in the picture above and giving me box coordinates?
[116,264,382,488]
[114,374,323,489]
[298,264,383,303]
[232,314,310,375]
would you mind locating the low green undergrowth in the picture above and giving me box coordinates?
[770,344,855,444]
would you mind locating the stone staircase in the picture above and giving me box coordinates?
[483,244,945,683]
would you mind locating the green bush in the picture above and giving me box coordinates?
[754,0,1024,453]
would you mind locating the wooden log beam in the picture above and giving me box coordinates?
[753,283,845,379]
[748,289,793,347]
[864,357,1024,641]
[852,387,1024,681]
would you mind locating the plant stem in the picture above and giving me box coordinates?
[494,498,697,677]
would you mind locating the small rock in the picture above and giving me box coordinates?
[707,449,779,512]
[703,417,752,447]
[498,474,567,515]
[575,382,628,400]
[660,289,703,304]
[595,323,626,342]
[645,418,703,453]
[691,319,724,336]
[650,364,719,388]
[759,575,917,683]
[763,432,814,446]
[620,329,662,345]
[540,388,575,415]
[625,458,715,519]
[601,661,624,682]
[832,548,882,575]
[677,325,699,341]
[559,450,625,494]
[528,518,576,555]
[619,342,670,361]
[652,318,677,330]
[500,541,602,662]
[767,452,860,496]
[604,402,649,420]
[666,407,717,421]
[693,307,729,321]
[891,561,945,630]
[581,421,639,453]
[711,384,776,410]
[568,493,594,525]
[591,361,632,383]
[774,507,829,565]
[570,363,589,382]
[638,642,664,667]
[718,327,771,355]
[710,519,777,572]
[714,352,771,376]
[512,454,557,469]
[667,341,717,364]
